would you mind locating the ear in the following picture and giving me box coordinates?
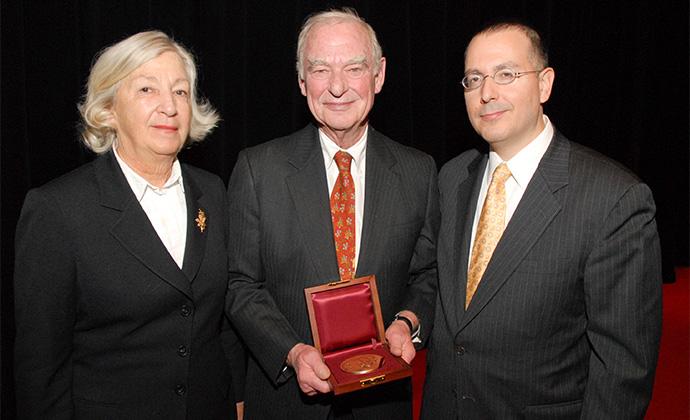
[374,57,386,94]
[538,67,555,103]
[298,74,307,97]
[103,105,118,129]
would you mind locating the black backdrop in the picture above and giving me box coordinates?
[2,1,688,417]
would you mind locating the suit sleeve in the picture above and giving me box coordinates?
[581,182,662,417]
[399,155,441,345]
[225,150,302,385]
[216,172,247,403]
[14,189,76,420]
[220,314,247,402]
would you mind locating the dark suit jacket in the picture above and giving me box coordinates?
[226,124,439,419]
[14,152,240,420]
[421,131,662,419]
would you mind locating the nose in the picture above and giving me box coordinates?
[158,90,178,116]
[328,69,348,97]
[479,76,498,104]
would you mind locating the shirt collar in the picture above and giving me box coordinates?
[488,115,554,188]
[319,127,368,171]
[113,147,184,202]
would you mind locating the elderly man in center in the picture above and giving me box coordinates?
[225,7,439,420]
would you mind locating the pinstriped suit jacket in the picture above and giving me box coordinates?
[421,131,662,419]
[226,124,440,419]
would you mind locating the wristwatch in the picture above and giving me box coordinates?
[393,313,415,334]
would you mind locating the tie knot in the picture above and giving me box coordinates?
[492,163,511,184]
[334,151,353,173]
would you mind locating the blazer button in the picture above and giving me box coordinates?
[178,345,189,357]
[175,384,186,396]
[455,345,465,355]
[180,305,192,317]
[461,394,476,402]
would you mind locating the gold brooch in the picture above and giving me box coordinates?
[195,208,207,233]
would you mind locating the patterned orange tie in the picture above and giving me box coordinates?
[330,151,356,281]
[466,163,512,309]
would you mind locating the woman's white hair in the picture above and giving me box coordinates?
[77,30,219,153]
[295,8,383,80]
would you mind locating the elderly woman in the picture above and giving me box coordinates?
[14,31,241,419]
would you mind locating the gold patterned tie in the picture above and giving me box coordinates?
[330,151,356,281]
[466,163,512,309]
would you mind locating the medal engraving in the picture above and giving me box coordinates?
[339,354,383,375]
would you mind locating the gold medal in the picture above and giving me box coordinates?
[339,354,383,375]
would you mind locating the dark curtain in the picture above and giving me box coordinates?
[2,1,687,417]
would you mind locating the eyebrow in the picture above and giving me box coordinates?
[464,61,521,74]
[307,59,328,67]
[346,56,368,65]
[131,75,189,85]
[307,56,369,68]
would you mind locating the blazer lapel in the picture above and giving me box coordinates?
[180,168,208,282]
[355,128,397,277]
[98,152,193,300]
[459,133,570,329]
[449,154,486,326]
[285,125,340,282]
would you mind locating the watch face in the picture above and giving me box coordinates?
[339,354,383,375]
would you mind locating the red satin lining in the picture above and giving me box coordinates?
[324,341,407,384]
[311,283,377,352]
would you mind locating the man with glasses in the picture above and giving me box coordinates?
[421,21,662,419]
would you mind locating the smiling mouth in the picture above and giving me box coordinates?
[479,110,507,120]
[324,101,354,110]
[152,125,178,131]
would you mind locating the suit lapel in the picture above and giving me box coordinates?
[98,152,193,300]
[459,133,570,329]
[449,154,486,326]
[180,168,208,282]
[285,125,340,282]
[355,128,397,277]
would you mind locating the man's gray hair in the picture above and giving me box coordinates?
[295,7,383,80]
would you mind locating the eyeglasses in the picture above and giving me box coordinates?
[461,68,543,91]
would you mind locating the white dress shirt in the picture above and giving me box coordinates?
[114,148,188,268]
[468,115,554,265]
[319,128,367,272]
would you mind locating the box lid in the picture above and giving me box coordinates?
[304,275,385,354]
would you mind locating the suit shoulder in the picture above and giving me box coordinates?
[371,131,437,177]
[29,157,101,199]
[439,149,482,180]
[568,141,642,187]
[182,164,224,188]
[242,126,313,159]
[18,157,107,227]
[552,138,656,220]
[375,131,432,160]
[182,164,227,208]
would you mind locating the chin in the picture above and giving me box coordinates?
[323,120,359,131]
[478,126,509,142]
[152,141,185,155]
